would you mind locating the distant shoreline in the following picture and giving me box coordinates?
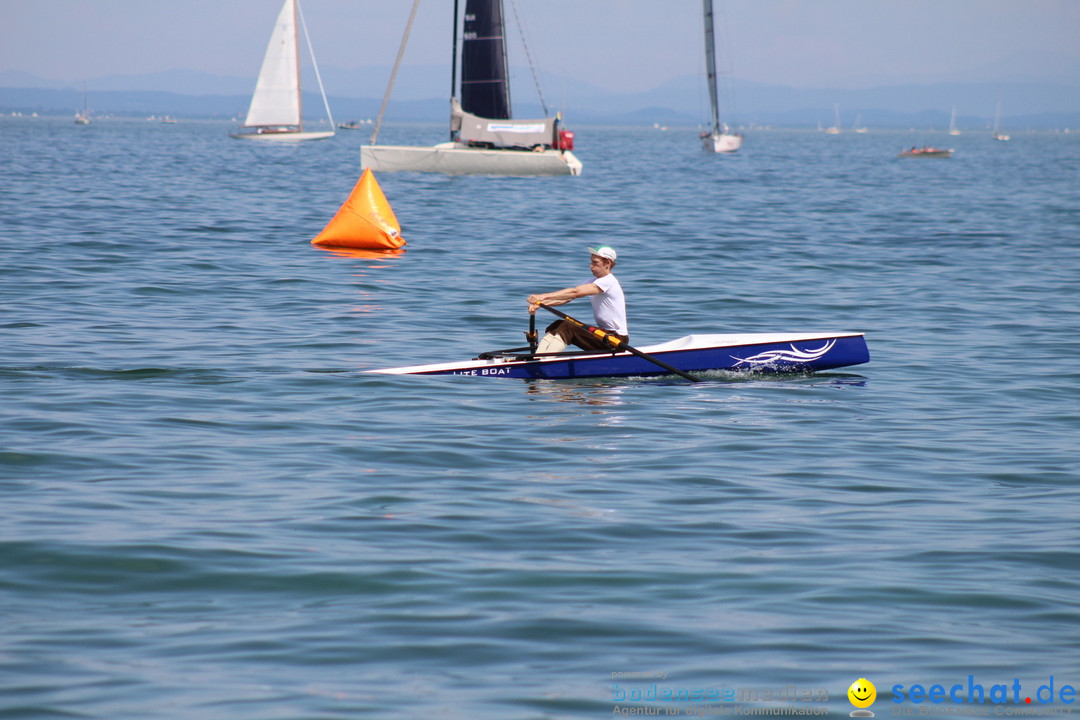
[3,79,1079,130]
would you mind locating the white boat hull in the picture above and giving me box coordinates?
[230,129,335,142]
[361,142,582,176]
[703,132,742,153]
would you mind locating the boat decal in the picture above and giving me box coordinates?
[486,122,547,134]
[452,366,513,376]
[732,340,836,367]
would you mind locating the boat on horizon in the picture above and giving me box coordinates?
[361,0,581,176]
[230,0,335,142]
[367,332,869,380]
[699,0,742,153]
[825,104,841,134]
[949,105,961,135]
[992,98,1010,141]
[74,83,91,125]
[898,146,953,158]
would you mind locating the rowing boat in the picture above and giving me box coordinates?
[366,332,869,379]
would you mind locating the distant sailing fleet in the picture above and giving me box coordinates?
[224,0,743,173]
[73,0,1020,168]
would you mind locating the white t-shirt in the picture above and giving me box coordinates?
[588,273,628,336]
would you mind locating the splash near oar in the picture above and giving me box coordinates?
[311,168,405,250]
[535,304,702,383]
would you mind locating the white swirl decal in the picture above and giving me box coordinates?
[732,340,836,367]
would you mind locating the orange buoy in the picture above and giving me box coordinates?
[311,168,405,250]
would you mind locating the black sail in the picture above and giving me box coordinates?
[460,0,511,119]
[703,0,720,134]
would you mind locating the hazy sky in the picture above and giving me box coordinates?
[3,0,1078,91]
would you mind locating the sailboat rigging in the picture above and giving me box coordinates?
[362,0,582,176]
[700,0,742,153]
[949,105,960,136]
[230,0,335,142]
[74,82,91,125]
[992,98,1010,141]
[825,104,841,134]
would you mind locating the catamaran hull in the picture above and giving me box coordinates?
[367,333,868,380]
[361,143,582,176]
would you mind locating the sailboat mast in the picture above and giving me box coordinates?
[451,0,460,102]
[451,0,460,140]
[703,0,720,134]
[292,0,302,131]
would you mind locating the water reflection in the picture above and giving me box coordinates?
[311,246,406,262]
[523,379,627,406]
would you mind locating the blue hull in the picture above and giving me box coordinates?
[371,333,869,380]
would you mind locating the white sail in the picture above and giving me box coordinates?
[232,0,334,141]
[825,103,841,133]
[244,0,301,128]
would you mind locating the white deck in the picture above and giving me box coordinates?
[636,332,859,353]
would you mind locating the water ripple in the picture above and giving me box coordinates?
[1,118,1078,719]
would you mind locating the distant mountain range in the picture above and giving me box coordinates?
[2,67,1078,129]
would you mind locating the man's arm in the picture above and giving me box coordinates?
[528,283,601,312]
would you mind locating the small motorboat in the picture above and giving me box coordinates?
[367,332,869,380]
[898,146,953,158]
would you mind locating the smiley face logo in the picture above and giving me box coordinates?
[848,678,877,709]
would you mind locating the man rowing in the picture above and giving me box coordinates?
[527,245,628,354]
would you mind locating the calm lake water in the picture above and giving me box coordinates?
[2,117,1078,719]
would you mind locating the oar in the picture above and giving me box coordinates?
[535,304,701,383]
[525,312,538,354]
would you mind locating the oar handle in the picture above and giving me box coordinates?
[534,303,700,383]
[525,312,538,353]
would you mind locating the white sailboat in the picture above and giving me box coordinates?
[230,0,334,142]
[992,99,1010,141]
[825,104,841,134]
[949,105,961,136]
[361,0,581,176]
[700,0,742,153]
[74,83,91,125]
